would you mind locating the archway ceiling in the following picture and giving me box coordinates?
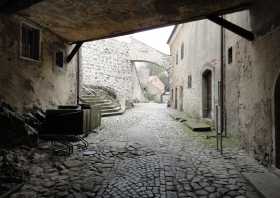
[17,0,253,43]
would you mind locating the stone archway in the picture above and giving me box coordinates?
[202,69,212,118]
[274,75,280,168]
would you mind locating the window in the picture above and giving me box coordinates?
[181,43,184,60]
[20,23,41,61]
[55,51,64,68]
[187,75,192,88]
[228,47,233,64]
[176,51,178,65]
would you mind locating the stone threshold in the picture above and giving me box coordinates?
[243,171,280,198]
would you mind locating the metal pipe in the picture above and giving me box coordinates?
[76,49,80,105]
[220,15,225,155]
[216,105,219,150]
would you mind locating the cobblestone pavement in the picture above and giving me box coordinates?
[10,103,265,198]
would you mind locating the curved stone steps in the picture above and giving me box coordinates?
[80,95,123,117]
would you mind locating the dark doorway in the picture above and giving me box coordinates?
[179,86,183,111]
[202,70,212,118]
[175,87,178,109]
[275,75,280,168]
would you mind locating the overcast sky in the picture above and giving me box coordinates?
[117,26,174,55]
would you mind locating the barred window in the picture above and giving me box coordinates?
[20,23,40,61]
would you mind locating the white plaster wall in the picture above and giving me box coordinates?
[169,20,221,119]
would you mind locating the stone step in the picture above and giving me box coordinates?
[243,171,280,198]
[101,110,124,117]
[83,99,113,104]
[183,119,211,132]
[89,101,113,106]
[91,103,121,110]
[81,95,102,98]
[100,106,121,113]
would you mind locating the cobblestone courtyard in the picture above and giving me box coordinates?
[11,103,265,198]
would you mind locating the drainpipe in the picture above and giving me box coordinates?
[76,49,81,105]
[220,15,225,154]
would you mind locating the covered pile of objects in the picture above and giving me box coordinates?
[0,102,45,197]
[0,102,43,147]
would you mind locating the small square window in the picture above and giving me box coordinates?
[228,47,233,64]
[20,23,40,61]
[181,43,184,60]
[187,75,192,88]
[55,51,64,68]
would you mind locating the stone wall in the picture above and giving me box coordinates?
[0,15,78,112]
[81,39,133,109]
[81,38,171,109]
[129,38,171,69]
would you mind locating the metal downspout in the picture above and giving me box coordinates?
[220,15,225,154]
[76,49,80,105]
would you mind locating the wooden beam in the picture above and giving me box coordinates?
[207,15,254,41]
[66,42,83,63]
[0,0,46,14]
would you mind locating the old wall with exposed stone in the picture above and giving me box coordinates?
[81,39,133,109]
[0,15,78,112]
[81,38,171,109]
[224,1,280,166]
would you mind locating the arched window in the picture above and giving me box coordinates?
[181,42,184,60]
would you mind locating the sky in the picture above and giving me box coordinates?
[116,25,174,55]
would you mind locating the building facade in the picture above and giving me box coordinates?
[0,14,78,112]
[168,0,280,168]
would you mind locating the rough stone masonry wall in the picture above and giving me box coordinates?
[82,38,171,109]
[0,15,78,112]
[82,39,133,109]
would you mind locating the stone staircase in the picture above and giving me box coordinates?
[80,94,124,117]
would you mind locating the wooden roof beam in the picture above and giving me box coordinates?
[207,15,254,41]
[66,42,83,63]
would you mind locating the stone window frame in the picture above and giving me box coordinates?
[181,42,184,60]
[19,22,42,62]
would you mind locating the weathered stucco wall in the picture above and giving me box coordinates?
[169,21,221,119]
[0,15,78,112]
[169,0,280,167]
[224,11,251,138]
[225,1,280,166]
